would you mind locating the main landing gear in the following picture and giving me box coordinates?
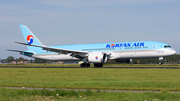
[80,63,90,67]
[94,63,103,67]
[80,63,104,67]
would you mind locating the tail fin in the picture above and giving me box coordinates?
[19,25,44,50]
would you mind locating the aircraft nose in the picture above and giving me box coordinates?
[171,49,176,55]
[163,49,176,56]
[168,49,176,55]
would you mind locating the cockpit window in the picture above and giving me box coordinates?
[164,45,171,48]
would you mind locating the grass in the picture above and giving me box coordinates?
[0,63,80,67]
[1,63,180,67]
[0,88,180,101]
[0,68,180,91]
[104,63,180,67]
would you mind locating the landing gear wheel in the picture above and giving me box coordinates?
[80,63,90,67]
[159,62,163,65]
[81,63,84,67]
[94,63,103,67]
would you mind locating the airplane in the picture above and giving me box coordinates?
[8,25,176,67]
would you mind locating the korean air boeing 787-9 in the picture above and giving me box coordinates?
[8,25,176,67]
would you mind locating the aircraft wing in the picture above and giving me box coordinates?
[14,42,88,58]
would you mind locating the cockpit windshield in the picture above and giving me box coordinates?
[164,45,171,48]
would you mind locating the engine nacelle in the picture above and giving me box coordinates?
[115,59,131,63]
[88,52,107,63]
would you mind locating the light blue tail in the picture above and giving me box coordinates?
[20,25,43,50]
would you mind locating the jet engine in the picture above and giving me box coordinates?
[88,52,107,63]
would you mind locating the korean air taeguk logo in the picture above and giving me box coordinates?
[95,56,98,60]
[26,35,34,44]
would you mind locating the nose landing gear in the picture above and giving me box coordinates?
[159,57,163,65]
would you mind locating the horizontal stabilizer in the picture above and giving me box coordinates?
[7,49,25,53]
[7,49,35,55]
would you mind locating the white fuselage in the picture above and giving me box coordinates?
[31,48,176,61]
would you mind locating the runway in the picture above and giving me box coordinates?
[0,66,180,69]
[1,87,180,93]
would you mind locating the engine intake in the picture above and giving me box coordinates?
[88,52,107,63]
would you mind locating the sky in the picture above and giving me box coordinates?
[0,0,180,60]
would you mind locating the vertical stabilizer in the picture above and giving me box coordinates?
[19,25,44,50]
